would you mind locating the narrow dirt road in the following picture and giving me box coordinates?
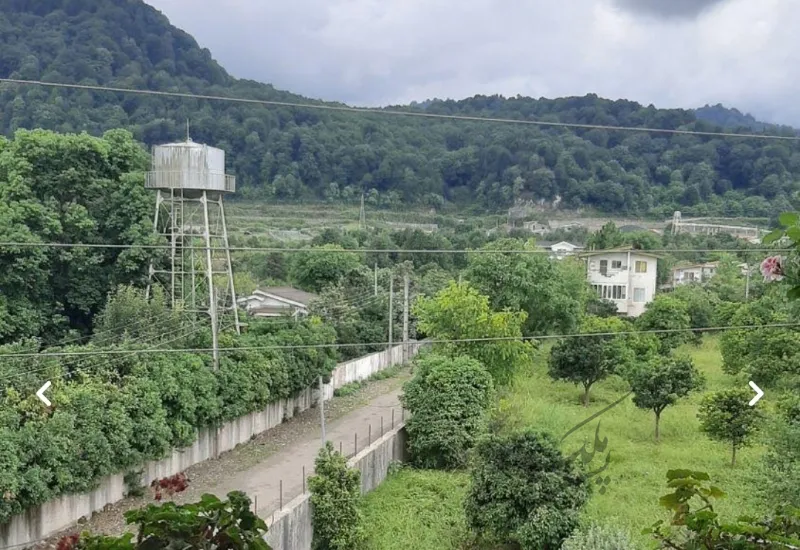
[37,370,410,546]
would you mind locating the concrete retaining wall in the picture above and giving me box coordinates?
[265,425,408,550]
[1,342,421,549]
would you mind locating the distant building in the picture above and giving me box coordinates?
[671,261,719,287]
[581,249,659,318]
[538,241,584,260]
[238,287,318,318]
[522,220,549,235]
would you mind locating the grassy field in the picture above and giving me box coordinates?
[360,337,768,549]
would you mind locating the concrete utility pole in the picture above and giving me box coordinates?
[402,274,410,364]
[745,264,751,302]
[374,263,378,296]
[319,375,326,445]
[388,276,394,362]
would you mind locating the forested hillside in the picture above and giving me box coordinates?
[2,0,800,216]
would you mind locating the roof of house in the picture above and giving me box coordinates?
[579,247,661,259]
[537,240,583,250]
[673,261,720,270]
[250,287,319,307]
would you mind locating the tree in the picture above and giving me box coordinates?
[288,245,364,292]
[587,222,624,250]
[628,356,705,441]
[68,491,271,549]
[698,389,764,466]
[413,282,534,385]
[464,431,590,550]
[636,295,692,353]
[647,469,800,549]
[548,316,633,406]
[465,238,583,335]
[0,129,160,345]
[400,354,494,469]
[308,442,365,550]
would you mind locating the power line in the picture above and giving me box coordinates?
[2,78,799,141]
[0,241,789,254]
[0,322,795,362]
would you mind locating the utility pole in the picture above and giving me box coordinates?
[374,263,378,296]
[359,193,366,230]
[402,274,409,364]
[388,276,394,363]
[745,264,751,302]
[318,375,326,445]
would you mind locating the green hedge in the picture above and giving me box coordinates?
[0,318,337,524]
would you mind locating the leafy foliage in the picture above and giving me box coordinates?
[646,469,800,549]
[72,491,271,549]
[0,303,337,523]
[464,430,590,550]
[698,389,764,466]
[465,238,585,335]
[628,355,705,441]
[636,295,693,353]
[400,354,494,469]
[548,316,636,406]
[308,442,365,550]
[0,129,160,345]
[413,281,534,385]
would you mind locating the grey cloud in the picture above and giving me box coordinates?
[147,0,800,126]
[613,0,730,19]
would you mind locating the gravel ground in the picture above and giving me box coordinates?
[30,368,411,548]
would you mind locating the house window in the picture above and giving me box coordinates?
[687,272,696,281]
[633,287,646,302]
[613,285,626,300]
[635,260,647,273]
[600,259,608,276]
[611,260,622,269]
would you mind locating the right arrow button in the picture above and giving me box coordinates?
[748,381,764,407]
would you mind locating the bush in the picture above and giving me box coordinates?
[561,523,640,550]
[308,442,365,550]
[464,430,590,549]
[400,354,494,469]
[0,316,340,524]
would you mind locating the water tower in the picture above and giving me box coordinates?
[144,137,241,366]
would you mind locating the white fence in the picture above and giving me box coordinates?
[0,341,423,549]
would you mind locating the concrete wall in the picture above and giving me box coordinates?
[265,425,408,550]
[0,342,421,550]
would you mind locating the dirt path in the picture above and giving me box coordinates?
[37,369,410,546]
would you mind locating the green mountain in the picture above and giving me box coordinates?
[695,103,798,134]
[2,0,800,217]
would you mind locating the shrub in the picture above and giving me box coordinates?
[400,354,494,469]
[464,430,589,549]
[308,442,365,550]
[562,523,640,550]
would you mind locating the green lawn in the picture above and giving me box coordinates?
[360,468,471,550]
[360,337,769,549]
[502,337,767,546]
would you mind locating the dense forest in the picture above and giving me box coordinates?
[2,0,800,216]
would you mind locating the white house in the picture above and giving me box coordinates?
[671,261,718,287]
[581,249,659,317]
[539,241,584,260]
[237,287,318,318]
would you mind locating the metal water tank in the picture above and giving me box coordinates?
[145,140,235,194]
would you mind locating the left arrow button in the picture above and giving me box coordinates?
[36,381,52,407]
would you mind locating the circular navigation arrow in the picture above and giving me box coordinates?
[748,381,764,407]
[36,380,52,407]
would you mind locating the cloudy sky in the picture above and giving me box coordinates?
[147,0,799,125]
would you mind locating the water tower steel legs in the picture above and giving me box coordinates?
[145,188,240,369]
